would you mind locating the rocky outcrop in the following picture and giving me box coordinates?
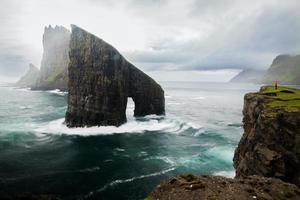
[65,25,165,127]
[148,174,300,200]
[15,63,40,88]
[262,54,300,85]
[32,25,70,91]
[234,86,300,186]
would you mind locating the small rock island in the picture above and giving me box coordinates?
[65,25,165,127]
[148,85,300,200]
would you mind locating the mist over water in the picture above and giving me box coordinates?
[0,82,260,199]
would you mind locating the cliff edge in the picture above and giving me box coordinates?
[234,85,300,186]
[149,86,300,199]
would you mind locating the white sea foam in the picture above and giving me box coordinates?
[13,87,31,92]
[19,105,32,110]
[47,89,68,96]
[206,146,235,163]
[114,148,125,152]
[213,170,235,178]
[91,167,176,194]
[34,117,184,136]
[167,102,183,105]
[143,156,176,166]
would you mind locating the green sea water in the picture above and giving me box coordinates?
[0,82,260,199]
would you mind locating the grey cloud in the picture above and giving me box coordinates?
[0,0,33,77]
[127,0,300,71]
[0,0,300,78]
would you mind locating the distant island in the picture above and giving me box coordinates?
[230,54,300,84]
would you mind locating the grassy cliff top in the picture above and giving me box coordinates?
[260,85,300,112]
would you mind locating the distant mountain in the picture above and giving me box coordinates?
[262,54,300,85]
[15,63,40,88]
[230,69,266,83]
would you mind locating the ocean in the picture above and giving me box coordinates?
[0,82,260,200]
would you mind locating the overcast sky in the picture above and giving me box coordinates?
[0,0,299,81]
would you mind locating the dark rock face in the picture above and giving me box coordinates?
[32,25,70,91]
[65,25,165,127]
[15,63,40,88]
[234,87,300,186]
[149,174,300,200]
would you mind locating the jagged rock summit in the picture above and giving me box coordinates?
[32,25,70,91]
[16,25,70,91]
[65,25,165,127]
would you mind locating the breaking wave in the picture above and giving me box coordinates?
[34,117,203,136]
[87,167,176,196]
[47,89,68,96]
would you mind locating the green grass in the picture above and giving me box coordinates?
[260,85,300,112]
[144,196,154,200]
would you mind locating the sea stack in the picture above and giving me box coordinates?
[33,25,70,91]
[65,25,165,127]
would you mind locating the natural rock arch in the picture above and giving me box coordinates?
[65,25,165,127]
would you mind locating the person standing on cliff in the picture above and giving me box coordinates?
[274,80,278,90]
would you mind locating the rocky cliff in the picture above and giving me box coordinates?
[234,85,300,186]
[262,54,300,85]
[32,25,70,91]
[15,63,40,88]
[65,25,165,127]
[149,86,300,199]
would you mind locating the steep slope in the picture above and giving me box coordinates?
[262,55,300,84]
[32,25,70,91]
[230,69,265,83]
[234,85,300,186]
[15,63,40,88]
[65,25,165,127]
